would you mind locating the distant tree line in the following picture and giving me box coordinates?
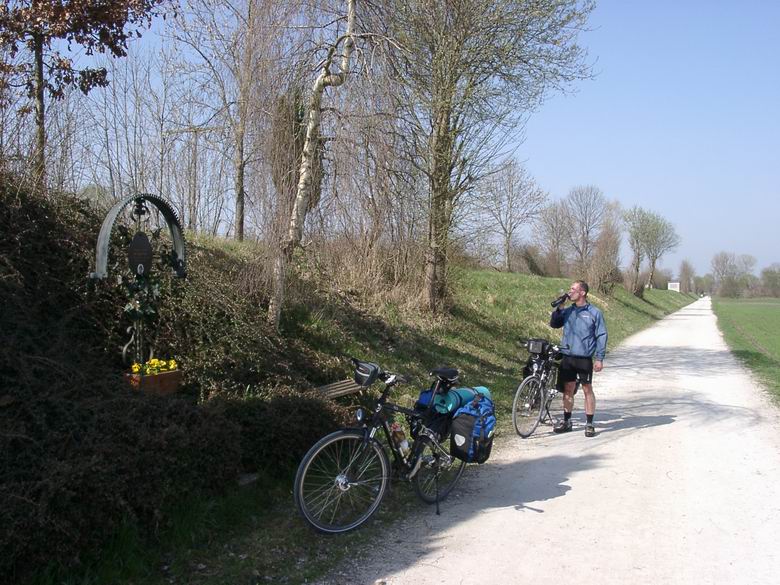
[463,176,683,299]
[700,252,779,298]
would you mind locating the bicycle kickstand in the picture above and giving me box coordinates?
[435,472,440,516]
[541,403,554,425]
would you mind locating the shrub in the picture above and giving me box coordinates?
[0,182,245,579]
[0,380,241,581]
[214,388,350,473]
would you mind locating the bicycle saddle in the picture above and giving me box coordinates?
[430,367,458,382]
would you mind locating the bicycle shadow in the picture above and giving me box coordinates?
[465,452,604,513]
[311,451,604,584]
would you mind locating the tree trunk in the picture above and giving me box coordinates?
[33,33,45,191]
[424,103,452,313]
[234,3,256,243]
[504,235,511,272]
[234,133,245,241]
[188,135,198,231]
[267,243,289,331]
[647,259,657,289]
[630,250,643,297]
[425,191,447,312]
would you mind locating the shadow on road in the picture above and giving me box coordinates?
[314,451,605,584]
[606,345,737,375]
[593,412,676,434]
[469,452,604,513]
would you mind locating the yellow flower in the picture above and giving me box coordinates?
[130,357,177,377]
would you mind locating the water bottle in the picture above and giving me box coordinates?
[390,421,410,457]
[551,291,569,308]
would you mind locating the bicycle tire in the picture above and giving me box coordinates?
[294,429,390,534]
[412,436,466,504]
[512,375,545,438]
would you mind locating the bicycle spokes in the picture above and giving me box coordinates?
[412,437,465,504]
[296,432,390,532]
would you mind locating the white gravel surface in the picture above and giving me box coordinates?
[315,297,780,585]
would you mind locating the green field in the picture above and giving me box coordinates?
[712,297,780,399]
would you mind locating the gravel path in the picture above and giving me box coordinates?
[315,297,780,585]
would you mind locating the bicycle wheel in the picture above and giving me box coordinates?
[412,436,466,504]
[294,430,390,534]
[512,375,545,438]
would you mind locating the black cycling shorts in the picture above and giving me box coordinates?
[558,355,593,387]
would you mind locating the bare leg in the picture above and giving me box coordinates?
[562,381,576,413]
[582,383,596,416]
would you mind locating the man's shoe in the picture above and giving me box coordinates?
[553,419,573,433]
[584,424,596,438]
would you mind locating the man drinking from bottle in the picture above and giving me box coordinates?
[549,280,607,437]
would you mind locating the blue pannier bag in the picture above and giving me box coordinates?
[450,391,496,464]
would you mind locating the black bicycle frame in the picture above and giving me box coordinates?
[357,376,451,476]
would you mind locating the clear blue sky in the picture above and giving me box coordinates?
[518,0,780,277]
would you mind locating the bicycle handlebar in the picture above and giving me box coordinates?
[381,372,410,385]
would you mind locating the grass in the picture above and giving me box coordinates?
[712,297,780,399]
[28,265,696,585]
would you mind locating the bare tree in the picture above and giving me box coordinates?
[563,185,607,276]
[678,259,695,294]
[315,74,427,291]
[711,252,756,297]
[736,254,757,277]
[623,205,652,297]
[477,160,547,272]
[643,212,681,288]
[760,264,780,297]
[268,86,305,233]
[172,0,290,241]
[588,200,621,294]
[533,202,570,277]
[651,267,673,289]
[711,251,736,286]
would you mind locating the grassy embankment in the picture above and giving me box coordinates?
[36,260,694,585]
[712,297,780,400]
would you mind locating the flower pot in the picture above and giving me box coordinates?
[125,369,183,396]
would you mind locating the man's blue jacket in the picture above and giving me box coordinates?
[549,303,607,361]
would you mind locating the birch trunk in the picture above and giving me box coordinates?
[647,260,657,289]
